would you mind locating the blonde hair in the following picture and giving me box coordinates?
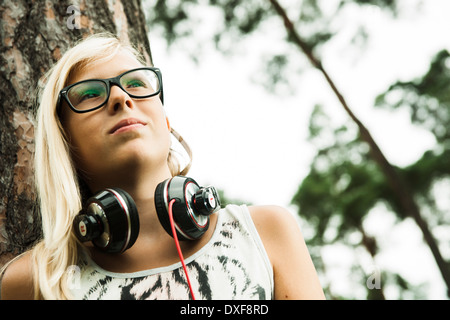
[31,33,191,299]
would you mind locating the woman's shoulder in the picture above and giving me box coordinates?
[0,251,34,300]
[222,204,297,236]
[247,205,299,234]
[246,204,304,261]
[247,205,325,299]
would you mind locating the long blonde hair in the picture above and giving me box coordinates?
[32,33,191,299]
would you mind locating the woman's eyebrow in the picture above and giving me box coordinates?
[76,68,138,82]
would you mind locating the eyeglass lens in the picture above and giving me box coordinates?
[67,69,160,111]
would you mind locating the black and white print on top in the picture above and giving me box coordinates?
[70,204,274,300]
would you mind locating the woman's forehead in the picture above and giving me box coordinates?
[68,49,144,84]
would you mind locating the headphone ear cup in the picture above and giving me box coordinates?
[155,176,210,241]
[111,188,140,251]
[154,179,172,238]
[85,188,140,254]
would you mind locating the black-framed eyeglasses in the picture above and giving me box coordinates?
[57,67,164,114]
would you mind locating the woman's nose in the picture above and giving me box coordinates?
[107,84,133,113]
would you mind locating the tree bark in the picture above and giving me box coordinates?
[0,0,153,268]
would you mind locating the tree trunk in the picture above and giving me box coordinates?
[0,0,153,268]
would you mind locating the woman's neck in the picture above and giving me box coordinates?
[87,163,173,237]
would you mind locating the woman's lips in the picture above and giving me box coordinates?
[110,118,147,134]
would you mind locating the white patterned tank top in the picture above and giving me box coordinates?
[69,204,274,300]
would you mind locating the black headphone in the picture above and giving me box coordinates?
[73,176,221,253]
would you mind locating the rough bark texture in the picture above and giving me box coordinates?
[0,0,153,268]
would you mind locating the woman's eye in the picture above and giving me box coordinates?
[125,79,146,88]
[80,91,100,101]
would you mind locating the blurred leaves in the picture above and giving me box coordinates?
[376,50,450,145]
[293,104,394,245]
[339,0,398,14]
[209,0,269,35]
[293,48,450,298]
[144,0,396,94]
[148,0,197,45]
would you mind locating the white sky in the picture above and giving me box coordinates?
[147,0,450,299]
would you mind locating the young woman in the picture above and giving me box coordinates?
[0,33,324,300]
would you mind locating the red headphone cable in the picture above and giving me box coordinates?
[168,199,196,300]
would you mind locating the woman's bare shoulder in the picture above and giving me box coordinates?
[1,251,34,300]
[247,205,325,299]
[247,205,299,236]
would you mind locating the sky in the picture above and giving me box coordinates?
[146,0,450,299]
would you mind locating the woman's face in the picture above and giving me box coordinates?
[61,49,171,189]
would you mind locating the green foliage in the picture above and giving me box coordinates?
[208,0,269,35]
[148,0,197,45]
[144,0,397,90]
[293,49,450,298]
[374,49,450,224]
[340,0,398,13]
[403,149,450,195]
[292,105,396,245]
[376,50,450,145]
